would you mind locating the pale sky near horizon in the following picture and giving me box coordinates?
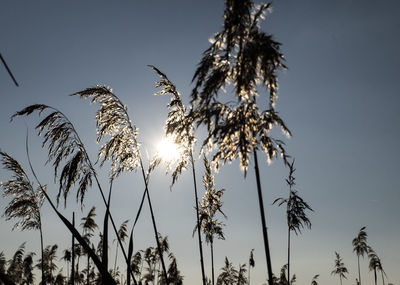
[1,1,399,285]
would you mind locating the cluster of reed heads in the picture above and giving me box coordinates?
[2,1,376,285]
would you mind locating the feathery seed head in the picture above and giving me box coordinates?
[72,86,141,178]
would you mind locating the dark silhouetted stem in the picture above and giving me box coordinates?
[248,262,251,285]
[90,168,137,284]
[0,53,19,86]
[190,152,207,285]
[102,183,113,277]
[114,243,119,276]
[144,186,169,283]
[358,255,361,285]
[253,149,273,285]
[211,240,215,285]
[25,130,45,284]
[45,107,137,285]
[139,159,169,284]
[26,140,116,284]
[71,212,75,285]
[87,253,90,285]
[39,222,45,285]
[287,227,290,285]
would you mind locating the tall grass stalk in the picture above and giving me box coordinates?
[12,104,138,284]
[150,65,206,285]
[72,87,169,284]
[190,3,291,284]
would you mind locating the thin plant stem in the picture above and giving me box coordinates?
[102,181,113,275]
[39,220,45,285]
[114,242,119,276]
[287,227,290,285]
[0,53,19,86]
[253,149,273,285]
[211,240,214,285]
[71,212,75,285]
[25,137,116,285]
[24,129,45,284]
[86,253,90,285]
[358,256,361,285]
[48,107,137,285]
[139,158,169,284]
[190,151,207,285]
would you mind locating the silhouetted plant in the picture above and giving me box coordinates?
[142,247,157,284]
[159,253,184,285]
[150,65,207,285]
[36,244,58,284]
[114,220,129,276]
[378,260,387,285]
[61,248,71,281]
[22,251,35,285]
[149,65,194,184]
[73,243,82,281]
[273,159,312,285]
[130,251,142,281]
[157,234,170,282]
[110,266,121,284]
[81,206,98,285]
[73,86,167,284]
[216,257,238,285]
[248,249,255,285]
[331,252,348,285]
[262,264,296,285]
[190,1,290,284]
[367,248,386,285]
[11,105,93,206]
[272,264,295,285]
[0,151,46,285]
[368,250,379,285]
[127,229,135,285]
[196,155,226,285]
[0,150,116,284]
[311,274,319,285]
[352,227,368,285]
[81,207,98,237]
[237,264,247,285]
[6,243,30,284]
[0,252,6,274]
[11,104,130,284]
[54,269,66,285]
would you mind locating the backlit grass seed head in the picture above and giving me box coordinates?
[0,152,44,231]
[150,65,195,186]
[191,1,289,174]
[11,107,93,206]
[72,86,141,178]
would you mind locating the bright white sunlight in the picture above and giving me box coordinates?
[157,136,183,163]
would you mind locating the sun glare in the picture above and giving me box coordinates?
[157,136,182,162]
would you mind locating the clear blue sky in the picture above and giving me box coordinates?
[1,1,399,285]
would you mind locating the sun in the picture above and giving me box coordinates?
[157,136,182,162]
